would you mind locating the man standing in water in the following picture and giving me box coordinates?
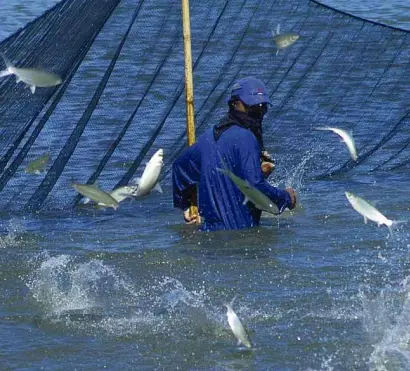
[172,77,297,231]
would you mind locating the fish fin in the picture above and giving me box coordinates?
[16,76,21,83]
[237,339,242,346]
[82,197,91,204]
[0,69,11,78]
[242,196,249,205]
[276,24,280,35]
[153,182,163,194]
[276,49,279,56]
[230,295,237,307]
[364,216,368,224]
[30,85,36,94]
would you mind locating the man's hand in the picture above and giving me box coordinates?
[285,188,297,210]
[184,208,201,225]
[261,161,275,178]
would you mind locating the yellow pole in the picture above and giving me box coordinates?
[181,0,199,220]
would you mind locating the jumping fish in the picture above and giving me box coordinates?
[345,191,394,234]
[272,24,299,55]
[315,126,357,161]
[131,149,164,197]
[109,185,139,203]
[72,183,119,210]
[25,153,51,174]
[224,296,252,349]
[216,166,280,215]
[0,52,62,94]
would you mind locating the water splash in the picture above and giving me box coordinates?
[273,149,317,192]
[27,253,140,317]
[361,278,410,370]
[0,218,25,248]
[26,255,225,338]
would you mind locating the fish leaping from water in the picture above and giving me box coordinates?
[272,24,299,55]
[315,126,358,161]
[345,191,398,234]
[131,149,164,197]
[224,296,252,349]
[0,52,62,94]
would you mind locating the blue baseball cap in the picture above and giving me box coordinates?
[228,77,271,106]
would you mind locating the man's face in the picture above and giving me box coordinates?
[245,102,268,121]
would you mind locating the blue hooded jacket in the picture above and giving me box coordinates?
[172,116,292,231]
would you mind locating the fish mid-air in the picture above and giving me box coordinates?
[72,183,120,210]
[109,185,139,203]
[271,24,299,55]
[224,297,252,349]
[131,149,164,197]
[216,166,280,215]
[0,52,62,94]
[315,126,358,161]
[25,153,51,174]
[345,191,395,234]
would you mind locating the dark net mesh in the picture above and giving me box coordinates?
[0,0,409,211]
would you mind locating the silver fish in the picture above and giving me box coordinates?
[0,52,62,94]
[224,296,252,349]
[315,126,357,161]
[25,153,51,174]
[131,149,164,197]
[72,183,119,210]
[109,185,139,203]
[272,24,299,55]
[345,191,394,234]
[216,167,280,215]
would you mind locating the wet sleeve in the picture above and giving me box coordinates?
[237,132,292,213]
[172,143,201,210]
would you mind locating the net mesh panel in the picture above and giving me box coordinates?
[0,0,409,211]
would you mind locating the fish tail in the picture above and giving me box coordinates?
[0,52,13,69]
[0,69,11,78]
[223,295,237,309]
[229,295,237,307]
[391,219,408,234]
[216,167,228,175]
[217,153,230,170]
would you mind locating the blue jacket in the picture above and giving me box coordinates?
[172,124,292,231]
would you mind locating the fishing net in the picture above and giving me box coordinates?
[0,0,409,212]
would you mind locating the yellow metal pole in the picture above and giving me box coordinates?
[181,0,199,220]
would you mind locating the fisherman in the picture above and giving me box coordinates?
[172,76,297,231]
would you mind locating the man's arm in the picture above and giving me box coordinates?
[172,142,201,211]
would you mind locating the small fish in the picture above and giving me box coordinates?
[272,24,299,55]
[72,183,119,210]
[109,185,139,203]
[0,52,62,94]
[224,296,252,349]
[131,149,164,197]
[25,153,51,174]
[315,126,358,161]
[216,166,280,215]
[345,191,395,234]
